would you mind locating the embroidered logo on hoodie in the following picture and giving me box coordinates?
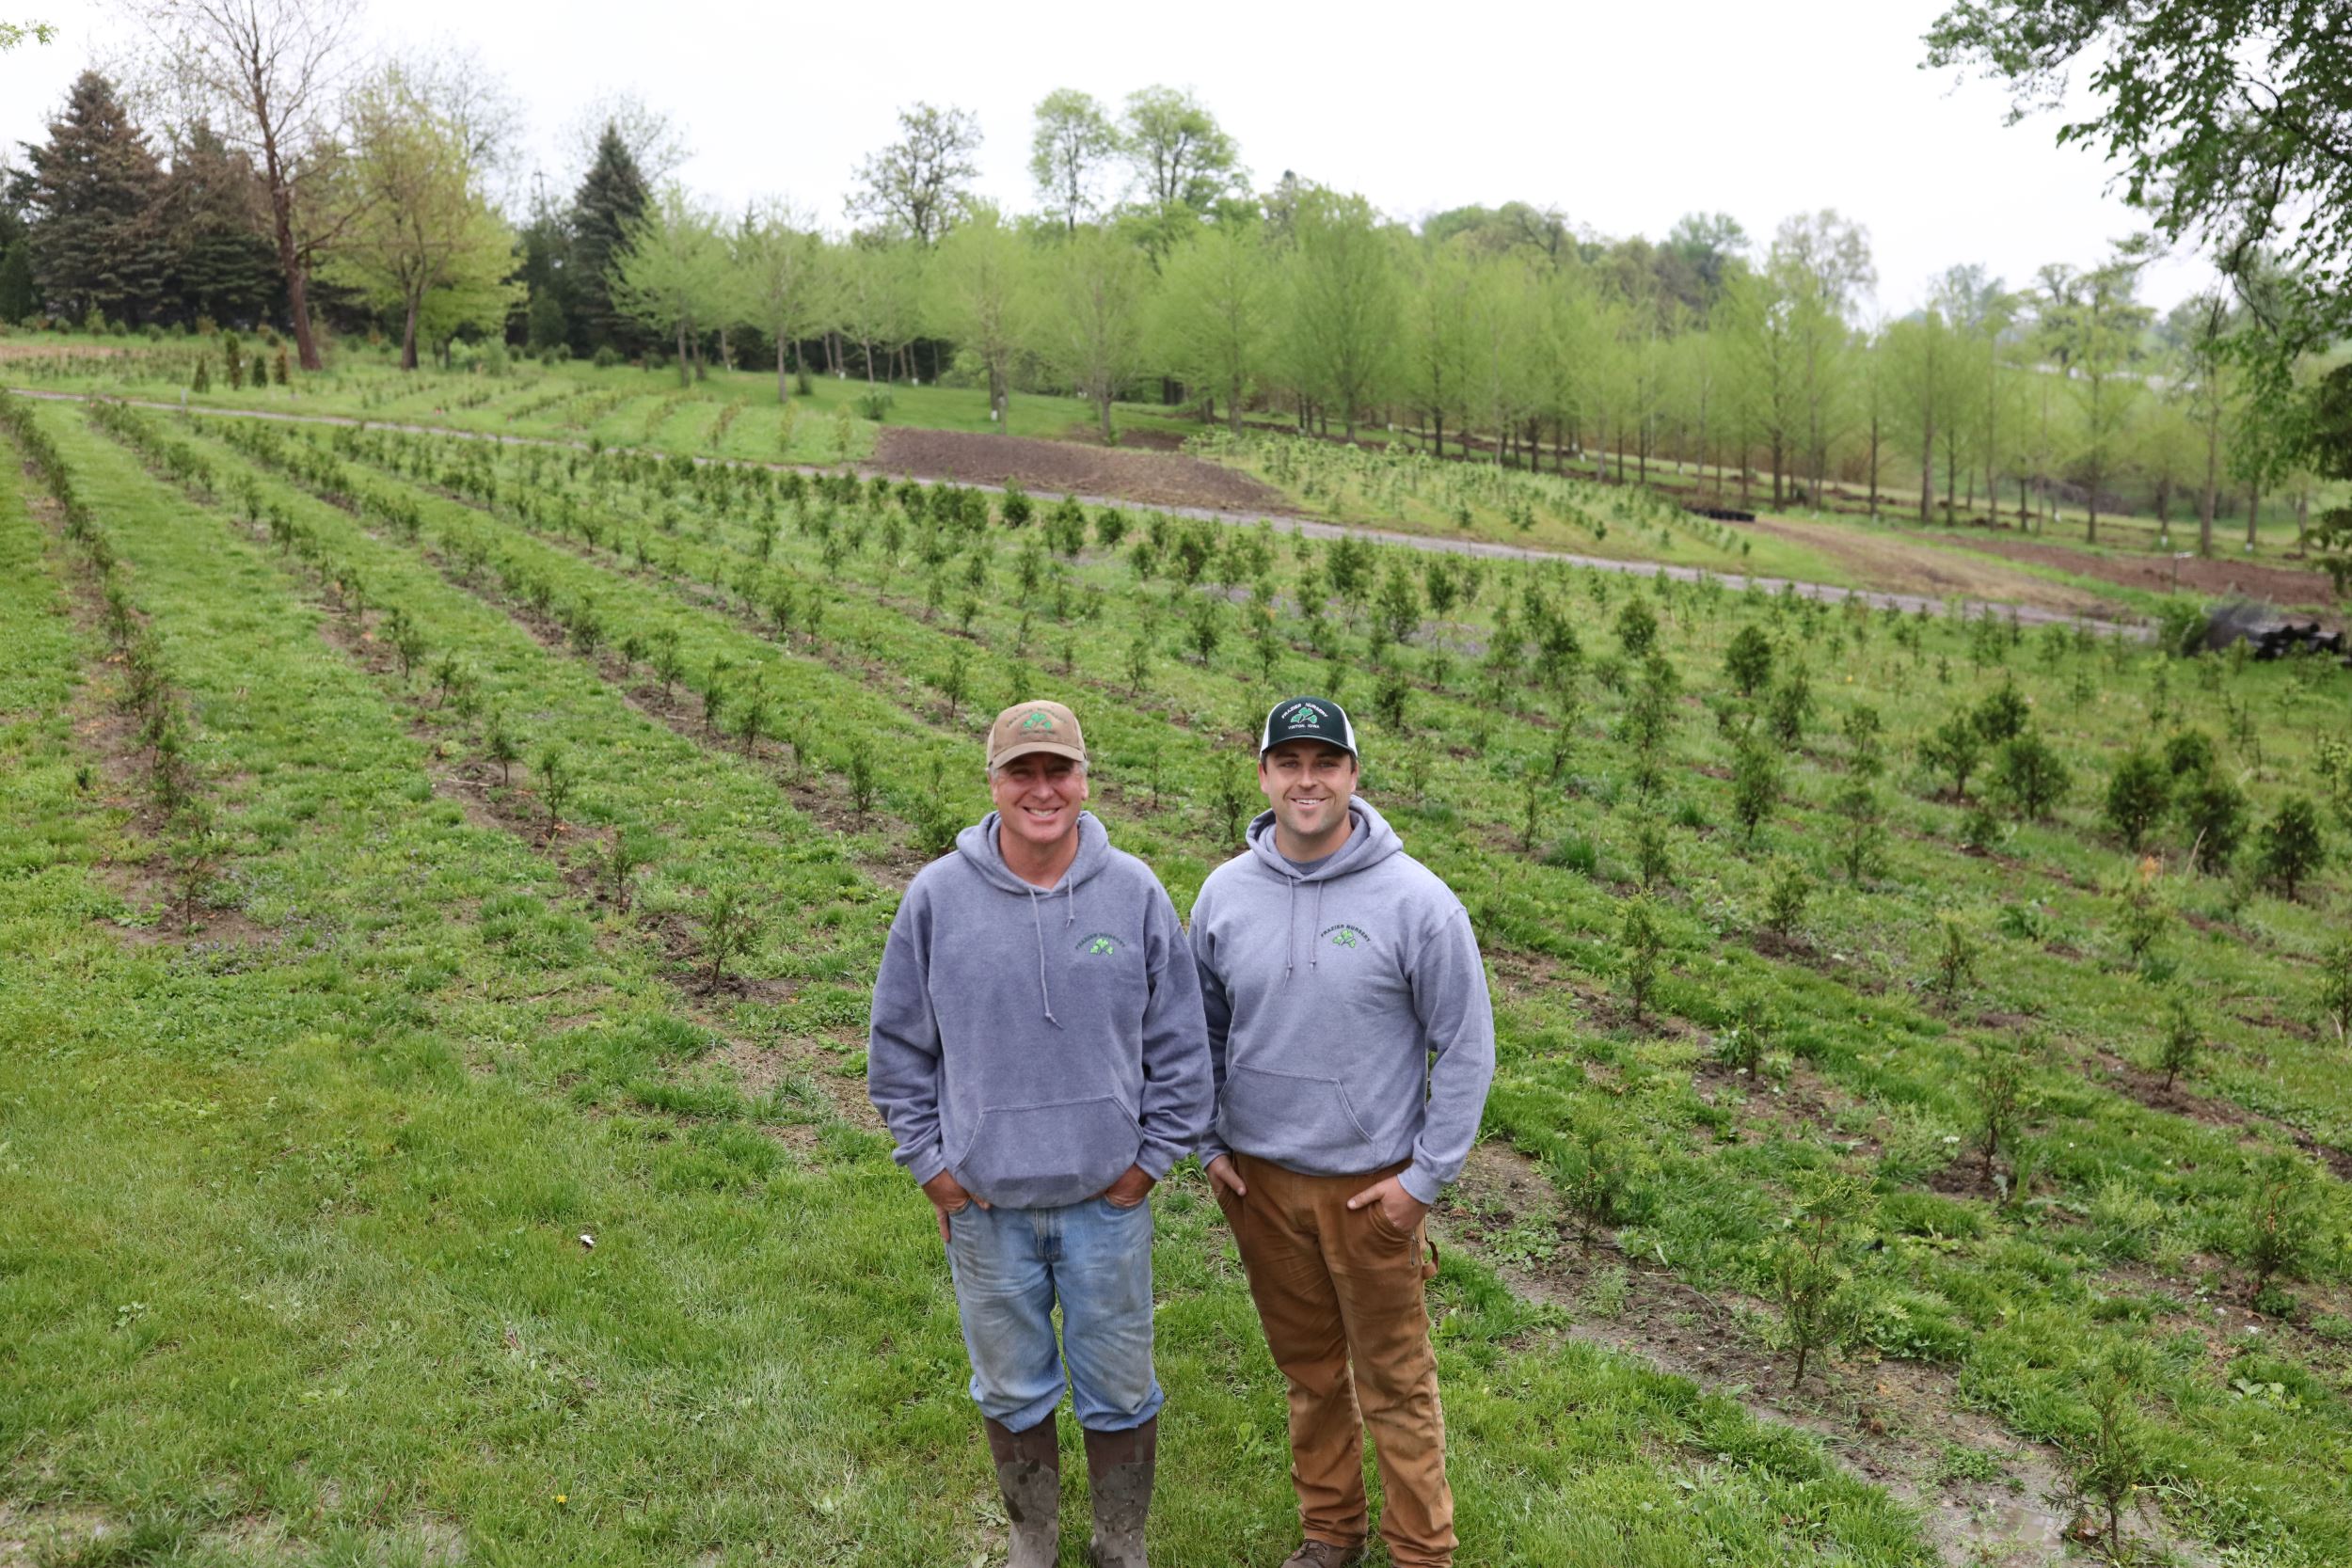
[1077,931,1122,956]
[1320,923,1370,950]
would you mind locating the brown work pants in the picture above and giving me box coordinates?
[1216,1152,1454,1568]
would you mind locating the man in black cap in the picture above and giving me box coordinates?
[1188,696,1496,1568]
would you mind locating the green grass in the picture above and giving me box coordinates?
[0,396,1955,1565]
[194,408,2348,1564]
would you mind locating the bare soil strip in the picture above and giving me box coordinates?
[872,425,1289,512]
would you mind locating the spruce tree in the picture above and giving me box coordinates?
[567,124,648,353]
[158,122,280,328]
[0,239,33,324]
[24,71,169,326]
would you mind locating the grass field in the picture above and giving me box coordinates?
[6,381,2352,1565]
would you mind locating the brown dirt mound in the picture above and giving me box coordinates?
[1953,534,2338,614]
[871,426,1291,514]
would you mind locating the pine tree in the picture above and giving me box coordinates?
[24,71,169,326]
[157,122,281,328]
[0,239,33,323]
[567,124,648,353]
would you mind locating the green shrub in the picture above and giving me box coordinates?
[2256,794,2328,900]
[1990,730,2071,819]
[2101,749,2170,849]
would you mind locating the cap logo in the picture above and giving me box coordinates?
[1289,705,1323,728]
[1020,710,1057,732]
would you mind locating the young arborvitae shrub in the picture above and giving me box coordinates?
[2102,749,2171,849]
[1717,990,1772,1075]
[191,355,211,392]
[1972,673,2030,744]
[1519,764,1548,854]
[1634,819,1673,888]
[696,881,758,991]
[1620,896,1665,1022]
[1613,594,1658,660]
[2070,1343,2153,1561]
[1210,758,1251,844]
[845,741,877,826]
[1991,730,2072,819]
[2320,931,2352,1043]
[386,608,426,681]
[997,482,1032,528]
[933,647,970,721]
[2112,859,2171,968]
[1972,1035,2028,1179]
[1123,628,1153,695]
[1842,705,1884,777]
[1766,665,1813,745]
[2175,768,2249,874]
[1731,734,1781,844]
[536,744,580,830]
[601,827,656,911]
[2243,1154,2322,1307]
[1373,667,1410,734]
[1931,911,1978,1003]
[1549,1110,1650,1250]
[1724,623,1773,698]
[1918,711,1985,799]
[1763,856,1812,940]
[167,805,225,936]
[2256,793,2328,901]
[2155,992,2201,1091]
[1772,1167,1872,1390]
[733,676,771,754]
[1832,784,1884,884]
[485,710,519,786]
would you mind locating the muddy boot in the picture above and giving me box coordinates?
[982,1415,1060,1568]
[1081,1416,1156,1568]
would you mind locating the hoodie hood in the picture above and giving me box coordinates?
[1241,796,1406,977]
[954,809,1112,1026]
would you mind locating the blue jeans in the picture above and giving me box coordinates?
[945,1195,1164,1433]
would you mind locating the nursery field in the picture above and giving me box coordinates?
[5,386,2352,1566]
[8,340,2343,628]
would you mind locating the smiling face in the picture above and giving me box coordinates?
[990,752,1089,852]
[1259,740,1359,858]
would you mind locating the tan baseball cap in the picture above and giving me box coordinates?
[987,700,1087,769]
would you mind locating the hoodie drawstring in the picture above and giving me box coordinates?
[1310,880,1326,972]
[1028,887,1062,1028]
[1283,877,1297,978]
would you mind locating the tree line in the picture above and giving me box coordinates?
[0,3,2338,551]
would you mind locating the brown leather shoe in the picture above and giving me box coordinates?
[1279,1543,1367,1568]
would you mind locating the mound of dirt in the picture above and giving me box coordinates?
[1957,533,2339,613]
[871,426,1291,514]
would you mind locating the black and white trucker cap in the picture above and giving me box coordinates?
[1258,696,1359,759]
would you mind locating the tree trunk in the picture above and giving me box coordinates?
[400,292,421,372]
[676,317,690,388]
[1917,416,1933,526]
[776,335,788,404]
[2199,412,2219,557]
[2247,483,2260,550]
[1099,388,1114,445]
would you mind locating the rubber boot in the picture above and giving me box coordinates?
[982,1415,1060,1568]
[1081,1416,1156,1568]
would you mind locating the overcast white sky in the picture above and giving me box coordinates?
[2,0,2217,318]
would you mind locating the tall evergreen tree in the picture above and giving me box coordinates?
[568,124,648,353]
[24,71,169,326]
[516,187,575,352]
[0,239,33,323]
[158,122,280,327]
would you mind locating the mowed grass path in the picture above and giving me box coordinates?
[0,406,1938,1566]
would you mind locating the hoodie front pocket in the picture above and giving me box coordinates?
[1220,1065,1379,1172]
[954,1097,1141,1210]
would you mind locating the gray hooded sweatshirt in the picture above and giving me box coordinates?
[866,811,1213,1211]
[1190,797,1495,1206]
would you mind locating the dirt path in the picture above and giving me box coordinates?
[1743,515,2134,621]
[3,388,2153,640]
[1954,531,2339,615]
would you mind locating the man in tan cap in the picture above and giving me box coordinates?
[869,700,1212,1568]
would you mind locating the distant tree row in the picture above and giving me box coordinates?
[1,22,2338,547]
